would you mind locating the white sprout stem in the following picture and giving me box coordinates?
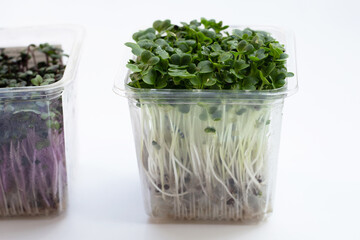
[9,142,24,215]
[0,173,9,216]
[136,99,280,221]
[0,129,66,217]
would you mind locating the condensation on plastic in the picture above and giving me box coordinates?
[0,25,84,217]
[114,26,298,222]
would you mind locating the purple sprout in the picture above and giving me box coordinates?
[0,97,67,217]
[0,44,68,217]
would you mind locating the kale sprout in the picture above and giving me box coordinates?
[124,19,294,221]
[125,18,293,90]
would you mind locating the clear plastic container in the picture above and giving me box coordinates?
[0,25,84,217]
[114,26,298,222]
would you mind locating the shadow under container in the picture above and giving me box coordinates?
[115,27,297,223]
[0,26,84,217]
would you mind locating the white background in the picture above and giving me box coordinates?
[1,0,360,239]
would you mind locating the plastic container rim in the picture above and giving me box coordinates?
[0,24,85,96]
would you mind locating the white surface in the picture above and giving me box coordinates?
[1,0,360,239]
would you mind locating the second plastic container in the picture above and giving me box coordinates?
[115,26,297,222]
[0,25,83,217]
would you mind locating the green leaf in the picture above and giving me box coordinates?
[196,31,213,44]
[286,72,294,77]
[141,50,153,63]
[40,78,55,86]
[233,60,249,71]
[263,62,276,77]
[269,43,284,58]
[173,77,182,85]
[249,49,267,61]
[31,75,43,86]
[197,60,214,73]
[242,28,253,38]
[219,52,233,62]
[187,63,197,73]
[203,74,217,86]
[244,44,255,53]
[274,72,286,88]
[126,64,142,72]
[237,40,248,52]
[259,70,270,85]
[211,42,222,52]
[143,69,157,85]
[180,54,192,65]
[210,52,220,57]
[45,65,59,72]
[201,29,216,39]
[276,53,289,62]
[168,69,196,78]
[155,39,169,48]
[177,41,190,52]
[133,28,156,41]
[155,46,170,59]
[169,64,187,69]
[248,56,259,61]
[148,56,160,65]
[170,54,181,65]
[137,39,156,49]
[125,42,144,56]
[251,35,264,48]
[212,62,227,70]
[185,40,197,47]
[233,29,244,38]
[52,121,60,130]
[155,76,167,88]
[190,76,202,86]
[226,40,238,50]
[201,18,228,33]
[153,19,172,33]
[201,46,210,56]
[153,64,167,75]
[223,72,234,83]
[43,73,55,79]
[243,76,258,90]
[230,69,244,79]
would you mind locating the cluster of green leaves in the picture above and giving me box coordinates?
[126,18,293,90]
[0,44,66,144]
[0,43,67,88]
